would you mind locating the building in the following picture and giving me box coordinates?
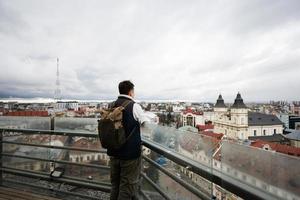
[213,93,283,140]
[248,112,284,137]
[180,109,214,127]
[180,109,203,127]
[54,101,79,112]
[284,129,300,148]
[290,102,300,116]
[289,115,300,130]
[277,113,289,128]
[69,137,109,165]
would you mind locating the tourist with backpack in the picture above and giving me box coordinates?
[98,80,149,200]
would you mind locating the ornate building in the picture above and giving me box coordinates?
[213,93,283,140]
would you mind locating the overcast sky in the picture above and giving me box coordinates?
[0,0,300,102]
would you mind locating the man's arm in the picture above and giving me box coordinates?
[132,103,150,126]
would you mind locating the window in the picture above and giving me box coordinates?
[263,130,266,135]
[242,174,247,181]
[227,167,230,173]
[261,183,268,190]
[186,115,194,127]
[274,129,276,134]
[254,130,257,136]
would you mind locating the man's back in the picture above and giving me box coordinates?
[107,95,141,160]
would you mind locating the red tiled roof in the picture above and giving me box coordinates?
[73,137,102,149]
[179,132,220,154]
[251,140,300,157]
[200,131,223,140]
[179,134,199,153]
[182,108,203,115]
[197,124,214,131]
[5,111,48,117]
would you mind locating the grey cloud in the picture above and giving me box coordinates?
[0,0,300,101]
[0,1,29,36]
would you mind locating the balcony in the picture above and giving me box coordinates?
[0,116,299,200]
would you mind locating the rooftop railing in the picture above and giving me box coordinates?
[0,116,299,200]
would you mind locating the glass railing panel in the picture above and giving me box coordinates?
[142,123,219,165]
[2,130,51,173]
[1,129,53,197]
[0,116,110,199]
[142,123,219,198]
[49,143,110,183]
[220,140,300,200]
[142,150,205,200]
[52,118,110,184]
[54,117,98,133]
[0,116,51,129]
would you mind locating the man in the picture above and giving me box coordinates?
[108,80,148,200]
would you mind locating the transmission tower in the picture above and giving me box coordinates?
[54,58,62,100]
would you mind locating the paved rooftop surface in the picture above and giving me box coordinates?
[0,186,61,200]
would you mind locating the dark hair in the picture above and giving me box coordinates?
[118,80,134,95]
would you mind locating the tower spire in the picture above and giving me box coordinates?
[54,58,61,100]
[231,92,247,108]
[215,94,226,108]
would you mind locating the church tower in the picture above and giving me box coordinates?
[230,93,248,139]
[214,94,227,113]
[213,94,227,134]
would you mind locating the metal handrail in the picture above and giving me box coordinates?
[2,140,107,153]
[1,128,97,137]
[1,152,110,170]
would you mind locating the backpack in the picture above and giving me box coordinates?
[98,100,135,150]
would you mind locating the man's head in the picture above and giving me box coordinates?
[118,80,135,98]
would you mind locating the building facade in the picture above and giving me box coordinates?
[213,93,283,140]
[180,109,214,127]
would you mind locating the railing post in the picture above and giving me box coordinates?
[50,117,55,131]
[50,117,55,172]
[0,130,3,186]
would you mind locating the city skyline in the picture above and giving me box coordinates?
[1,0,300,101]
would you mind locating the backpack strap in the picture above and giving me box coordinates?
[120,99,137,145]
[109,101,116,109]
[124,125,137,144]
[121,100,132,109]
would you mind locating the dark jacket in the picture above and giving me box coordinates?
[107,96,141,160]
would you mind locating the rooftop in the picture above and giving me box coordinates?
[248,134,290,143]
[251,139,300,156]
[248,112,284,126]
[0,186,61,200]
